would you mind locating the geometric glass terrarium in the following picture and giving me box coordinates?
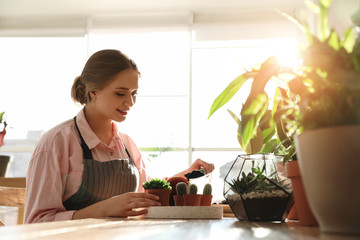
[224,154,294,222]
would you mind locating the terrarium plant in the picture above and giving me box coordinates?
[228,167,291,197]
[143,178,172,206]
[224,154,293,222]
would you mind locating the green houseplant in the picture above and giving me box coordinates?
[0,112,7,148]
[143,178,172,206]
[210,0,360,234]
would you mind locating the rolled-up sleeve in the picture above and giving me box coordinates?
[25,150,76,223]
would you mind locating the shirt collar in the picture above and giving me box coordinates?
[76,108,120,150]
[76,108,100,149]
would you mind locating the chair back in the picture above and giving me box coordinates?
[0,177,26,225]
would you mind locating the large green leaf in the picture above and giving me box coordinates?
[341,27,355,53]
[245,127,264,154]
[261,127,276,144]
[0,112,4,123]
[261,139,279,153]
[305,0,320,13]
[319,0,332,8]
[208,73,251,119]
[328,30,339,51]
[227,109,240,125]
[243,93,268,115]
[259,109,273,130]
[240,93,268,149]
[319,0,331,41]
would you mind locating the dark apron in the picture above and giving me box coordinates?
[63,117,139,211]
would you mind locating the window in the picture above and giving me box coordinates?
[0,21,298,203]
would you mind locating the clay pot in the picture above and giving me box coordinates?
[285,160,318,226]
[145,189,171,206]
[183,194,201,206]
[167,176,188,206]
[286,204,298,220]
[173,195,184,206]
[200,195,212,206]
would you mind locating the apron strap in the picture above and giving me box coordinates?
[74,117,93,159]
[121,140,132,159]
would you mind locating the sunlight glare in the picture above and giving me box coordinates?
[251,227,271,238]
[273,38,299,69]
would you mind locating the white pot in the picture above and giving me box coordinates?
[295,125,360,235]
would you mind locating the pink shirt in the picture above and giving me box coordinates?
[25,108,148,223]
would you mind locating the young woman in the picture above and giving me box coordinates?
[25,49,214,223]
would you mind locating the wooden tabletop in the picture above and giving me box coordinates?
[1,216,359,240]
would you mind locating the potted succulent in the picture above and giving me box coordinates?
[174,182,187,206]
[210,0,360,234]
[143,178,172,206]
[224,154,293,222]
[200,183,213,206]
[183,183,202,206]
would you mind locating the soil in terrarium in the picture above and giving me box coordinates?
[242,196,291,221]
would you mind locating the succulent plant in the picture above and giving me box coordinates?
[229,167,291,195]
[176,182,188,196]
[203,183,212,195]
[142,178,172,190]
[188,183,198,194]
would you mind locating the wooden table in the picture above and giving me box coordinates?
[1,216,360,240]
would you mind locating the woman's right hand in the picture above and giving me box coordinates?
[73,192,161,219]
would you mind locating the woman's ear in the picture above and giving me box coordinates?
[89,91,96,101]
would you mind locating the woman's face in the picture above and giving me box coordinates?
[90,69,139,123]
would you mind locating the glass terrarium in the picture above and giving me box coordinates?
[224,154,293,222]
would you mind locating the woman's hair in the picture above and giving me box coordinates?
[71,49,139,105]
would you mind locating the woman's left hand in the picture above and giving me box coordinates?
[188,158,215,174]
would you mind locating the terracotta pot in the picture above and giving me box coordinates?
[173,195,184,206]
[200,194,212,206]
[285,160,317,226]
[295,125,360,235]
[183,194,201,206]
[286,204,298,220]
[167,177,188,206]
[145,189,171,206]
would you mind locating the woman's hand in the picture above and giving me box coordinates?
[169,158,215,180]
[188,158,215,174]
[73,192,161,219]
